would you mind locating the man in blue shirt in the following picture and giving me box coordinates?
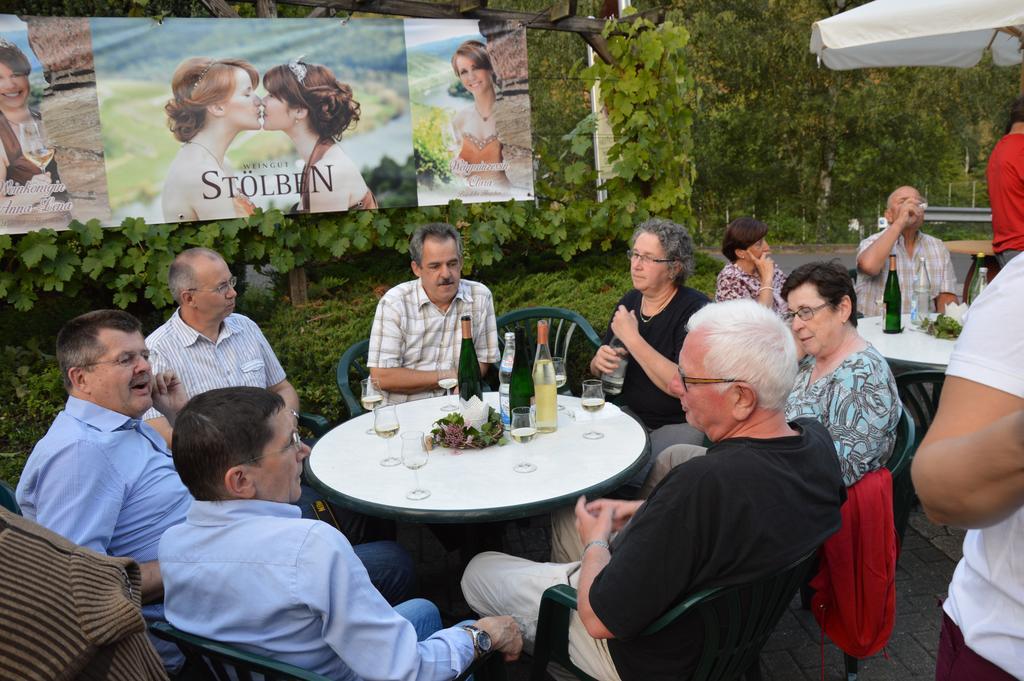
[160,386,523,679]
[16,309,194,667]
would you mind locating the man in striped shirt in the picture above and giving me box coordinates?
[144,247,414,605]
[368,223,498,404]
[143,248,299,443]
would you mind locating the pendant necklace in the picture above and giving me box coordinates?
[639,289,676,323]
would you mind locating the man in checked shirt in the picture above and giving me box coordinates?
[368,222,498,403]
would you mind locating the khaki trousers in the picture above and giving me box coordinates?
[461,552,622,681]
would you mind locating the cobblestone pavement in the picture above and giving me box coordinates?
[399,509,967,681]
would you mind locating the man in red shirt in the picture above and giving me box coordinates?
[987,96,1024,267]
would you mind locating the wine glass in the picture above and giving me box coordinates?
[436,360,458,412]
[510,407,537,473]
[442,116,460,157]
[361,377,383,434]
[552,356,567,411]
[581,379,606,440]
[875,296,885,325]
[373,404,401,467]
[401,431,430,500]
[17,120,54,172]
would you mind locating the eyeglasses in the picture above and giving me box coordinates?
[676,367,739,392]
[781,303,830,323]
[626,250,676,265]
[188,275,237,296]
[239,429,302,466]
[79,350,150,370]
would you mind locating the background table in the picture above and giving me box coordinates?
[859,314,956,368]
[945,239,1000,300]
[305,393,650,523]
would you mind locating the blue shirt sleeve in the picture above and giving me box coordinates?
[297,525,475,681]
[19,439,126,554]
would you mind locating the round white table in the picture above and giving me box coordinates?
[305,393,651,523]
[859,314,956,368]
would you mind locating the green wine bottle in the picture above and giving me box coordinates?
[883,253,903,334]
[966,252,987,305]
[457,315,482,406]
[509,326,534,412]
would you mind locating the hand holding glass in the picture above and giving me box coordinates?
[581,379,606,440]
[401,431,430,500]
[374,404,401,467]
[510,406,537,473]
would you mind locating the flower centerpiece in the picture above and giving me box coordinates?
[430,407,504,449]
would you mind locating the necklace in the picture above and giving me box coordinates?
[474,103,493,122]
[187,140,222,165]
[639,289,676,323]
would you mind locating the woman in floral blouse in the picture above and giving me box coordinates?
[715,217,788,315]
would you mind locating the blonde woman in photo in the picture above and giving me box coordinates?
[163,57,262,222]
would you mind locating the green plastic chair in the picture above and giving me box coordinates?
[530,550,818,681]
[495,307,602,393]
[152,621,506,681]
[297,412,331,439]
[0,479,20,515]
[895,370,945,452]
[879,409,917,549]
[335,338,370,419]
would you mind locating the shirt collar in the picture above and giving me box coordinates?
[414,279,472,311]
[169,308,236,347]
[64,395,144,433]
[186,499,301,526]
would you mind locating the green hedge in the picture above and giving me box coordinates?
[0,248,720,485]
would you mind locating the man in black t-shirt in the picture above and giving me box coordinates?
[463,300,846,680]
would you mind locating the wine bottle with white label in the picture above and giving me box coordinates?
[532,320,558,433]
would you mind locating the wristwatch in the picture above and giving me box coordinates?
[462,624,492,658]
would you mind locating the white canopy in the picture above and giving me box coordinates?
[810,0,1024,75]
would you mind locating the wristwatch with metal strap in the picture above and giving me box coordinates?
[461,624,492,658]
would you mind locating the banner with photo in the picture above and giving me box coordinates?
[0,15,535,235]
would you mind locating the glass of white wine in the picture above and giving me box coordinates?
[436,360,458,412]
[373,404,401,467]
[552,356,567,411]
[361,377,383,434]
[401,431,430,500]
[875,296,885,326]
[581,379,606,440]
[17,120,54,172]
[510,406,537,473]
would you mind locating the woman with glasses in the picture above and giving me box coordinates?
[782,262,900,486]
[589,218,709,457]
[716,217,788,315]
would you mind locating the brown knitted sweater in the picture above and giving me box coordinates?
[0,509,168,681]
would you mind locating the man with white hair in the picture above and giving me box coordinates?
[855,185,958,316]
[461,300,846,680]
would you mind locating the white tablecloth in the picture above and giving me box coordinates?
[859,314,956,367]
[306,393,650,522]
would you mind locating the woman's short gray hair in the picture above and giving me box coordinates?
[686,299,797,411]
[631,217,694,286]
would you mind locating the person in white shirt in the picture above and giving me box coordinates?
[912,254,1024,680]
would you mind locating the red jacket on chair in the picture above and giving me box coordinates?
[809,467,897,658]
